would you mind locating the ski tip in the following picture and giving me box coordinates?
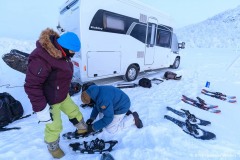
[164,115,169,119]
[229,100,237,103]
[215,111,221,114]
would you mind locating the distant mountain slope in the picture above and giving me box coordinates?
[176,5,240,48]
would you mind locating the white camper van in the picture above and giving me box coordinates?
[57,0,185,82]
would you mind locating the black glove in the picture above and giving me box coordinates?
[87,124,95,133]
[86,118,94,125]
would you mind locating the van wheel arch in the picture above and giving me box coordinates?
[123,64,140,82]
[171,56,180,69]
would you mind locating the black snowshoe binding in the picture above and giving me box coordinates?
[196,97,206,105]
[69,138,118,154]
[181,109,197,123]
[185,119,199,135]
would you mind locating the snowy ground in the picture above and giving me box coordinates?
[0,39,240,160]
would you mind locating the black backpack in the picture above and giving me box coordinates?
[138,78,152,88]
[69,82,81,96]
[0,92,29,131]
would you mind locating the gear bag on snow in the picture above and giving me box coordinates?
[69,82,81,96]
[163,71,182,80]
[138,78,152,88]
[0,92,30,132]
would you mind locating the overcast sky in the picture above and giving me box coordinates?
[0,0,239,40]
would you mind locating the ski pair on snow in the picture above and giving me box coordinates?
[165,106,216,140]
[201,89,237,103]
[181,95,221,113]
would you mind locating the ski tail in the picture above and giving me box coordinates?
[228,99,237,103]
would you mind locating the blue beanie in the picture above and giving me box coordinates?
[57,32,81,52]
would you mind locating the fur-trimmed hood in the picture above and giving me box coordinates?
[38,28,63,59]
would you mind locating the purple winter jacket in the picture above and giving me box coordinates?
[24,28,73,112]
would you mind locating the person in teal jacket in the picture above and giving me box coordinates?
[81,84,143,134]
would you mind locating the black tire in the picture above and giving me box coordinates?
[171,57,180,69]
[123,65,139,82]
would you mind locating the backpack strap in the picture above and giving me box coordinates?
[17,114,31,120]
[0,114,31,132]
[174,75,182,80]
[151,78,164,84]
[0,127,21,132]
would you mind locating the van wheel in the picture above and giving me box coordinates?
[123,65,139,81]
[171,57,180,69]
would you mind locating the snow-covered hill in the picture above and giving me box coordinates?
[177,5,240,48]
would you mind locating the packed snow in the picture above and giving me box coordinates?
[0,38,240,160]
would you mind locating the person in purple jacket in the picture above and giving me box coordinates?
[24,28,87,159]
[81,83,143,134]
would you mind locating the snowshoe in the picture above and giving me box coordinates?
[69,138,118,154]
[164,115,216,140]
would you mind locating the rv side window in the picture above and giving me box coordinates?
[156,29,171,48]
[103,14,125,32]
[130,24,147,43]
[90,9,137,34]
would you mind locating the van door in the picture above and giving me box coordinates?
[145,17,157,65]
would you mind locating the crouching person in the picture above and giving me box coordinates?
[81,83,143,134]
[24,29,87,159]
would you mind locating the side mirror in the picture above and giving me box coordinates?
[57,24,65,33]
[178,42,185,49]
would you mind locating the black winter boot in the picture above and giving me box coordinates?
[132,112,143,128]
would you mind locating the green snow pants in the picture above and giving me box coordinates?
[44,94,83,143]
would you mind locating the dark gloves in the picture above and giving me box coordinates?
[87,124,95,133]
[86,118,94,125]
